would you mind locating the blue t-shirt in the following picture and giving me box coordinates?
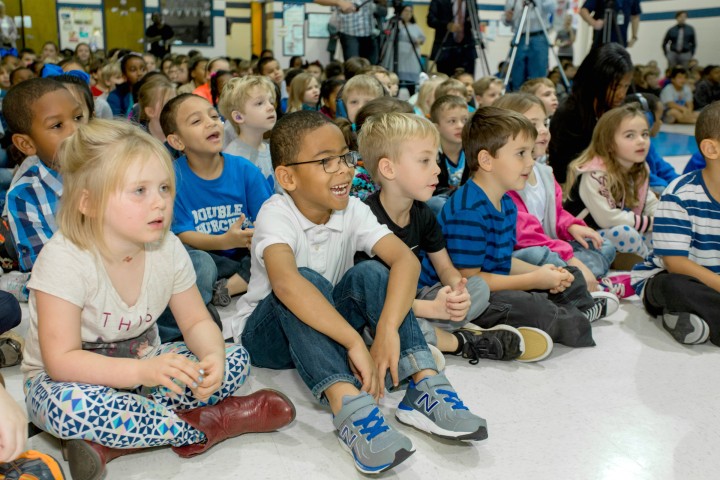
[172,153,272,257]
[419,180,516,287]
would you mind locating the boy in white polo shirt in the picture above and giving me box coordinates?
[233,111,486,475]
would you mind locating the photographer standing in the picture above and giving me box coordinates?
[428,0,476,76]
[504,0,556,92]
[316,0,386,64]
[580,0,641,49]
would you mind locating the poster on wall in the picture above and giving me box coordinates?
[283,4,305,57]
[58,6,105,51]
[307,13,331,39]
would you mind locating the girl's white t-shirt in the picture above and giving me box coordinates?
[21,232,196,381]
[524,164,547,226]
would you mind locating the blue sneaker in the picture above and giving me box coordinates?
[395,373,488,441]
[333,392,415,474]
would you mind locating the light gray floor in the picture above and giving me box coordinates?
[6,296,720,480]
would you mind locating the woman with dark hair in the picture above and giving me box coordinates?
[549,43,633,184]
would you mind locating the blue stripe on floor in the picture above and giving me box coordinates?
[654,131,699,157]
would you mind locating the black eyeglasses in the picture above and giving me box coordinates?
[285,151,360,174]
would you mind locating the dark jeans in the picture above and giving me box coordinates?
[208,250,251,283]
[157,248,219,343]
[241,261,436,405]
[471,266,595,347]
[0,290,20,334]
[339,32,378,64]
[643,272,720,346]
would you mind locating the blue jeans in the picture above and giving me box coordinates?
[241,261,436,405]
[510,33,549,91]
[512,239,616,279]
[157,248,219,343]
[570,239,616,278]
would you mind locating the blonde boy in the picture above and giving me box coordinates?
[337,74,385,123]
[219,75,277,190]
[520,77,559,116]
[358,113,528,362]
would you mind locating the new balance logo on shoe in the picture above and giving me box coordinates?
[339,426,358,448]
[415,393,439,413]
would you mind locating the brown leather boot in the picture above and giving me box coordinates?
[172,389,296,458]
[62,439,143,480]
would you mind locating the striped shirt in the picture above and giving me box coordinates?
[6,161,63,272]
[631,171,720,294]
[420,180,516,287]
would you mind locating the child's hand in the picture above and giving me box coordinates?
[370,326,401,393]
[140,353,204,395]
[548,266,575,294]
[0,385,27,463]
[193,352,226,402]
[446,278,471,322]
[568,224,603,249]
[224,215,254,249]
[533,264,570,292]
[348,341,381,401]
[429,285,454,320]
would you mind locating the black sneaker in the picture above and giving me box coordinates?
[583,291,620,322]
[458,325,524,363]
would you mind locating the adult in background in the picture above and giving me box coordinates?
[145,12,175,60]
[662,11,696,70]
[555,13,576,65]
[548,43,633,184]
[428,0,476,76]
[380,4,425,94]
[580,0,640,50]
[503,0,556,91]
[315,0,385,64]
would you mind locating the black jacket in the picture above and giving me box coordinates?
[427,0,474,58]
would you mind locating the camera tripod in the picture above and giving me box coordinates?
[379,8,425,91]
[429,0,491,77]
[502,0,569,92]
[599,0,623,46]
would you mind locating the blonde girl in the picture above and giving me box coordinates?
[22,119,294,480]
[564,105,658,258]
[286,72,320,113]
[138,73,177,142]
[414,74,446,117]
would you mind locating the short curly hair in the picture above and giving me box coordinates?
[270,111,333,169]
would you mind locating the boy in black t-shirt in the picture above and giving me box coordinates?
[358,112,549,363]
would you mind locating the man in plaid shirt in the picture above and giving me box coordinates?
[316,0,384,64]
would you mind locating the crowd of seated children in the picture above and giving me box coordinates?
[357,112,534,364]
[419,106,619,360]
[494,93,619,295]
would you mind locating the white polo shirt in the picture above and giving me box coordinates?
[233,192,392,339]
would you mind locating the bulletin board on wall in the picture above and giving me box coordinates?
[282,3,305,57]
[58,6,105,51]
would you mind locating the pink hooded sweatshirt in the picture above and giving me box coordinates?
[507,163,586,261]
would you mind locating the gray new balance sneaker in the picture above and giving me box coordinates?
[333,392,415,474]
[395,373,488,441]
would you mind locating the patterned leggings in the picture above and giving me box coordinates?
[599,225,652,257]
[25,342,250,449]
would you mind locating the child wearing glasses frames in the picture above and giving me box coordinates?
[233,111,487,474]
[161,93,273,307]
